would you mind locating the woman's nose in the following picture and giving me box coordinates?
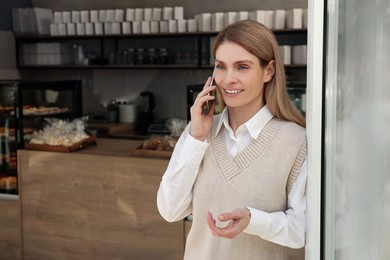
[224,69,238,83]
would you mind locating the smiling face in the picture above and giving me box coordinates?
[214,41,275,118]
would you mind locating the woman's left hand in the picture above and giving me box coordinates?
[206,208,251,239]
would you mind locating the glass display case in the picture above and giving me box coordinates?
[0,80,82,195]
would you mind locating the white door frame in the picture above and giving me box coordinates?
[305,0,324,259]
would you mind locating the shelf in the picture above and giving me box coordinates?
[285,64,307,69]
[15,31,218,40]
[18,64,306,70]
[16,29,307,70]
[0,113,15,118]
[14,29,307,40]
[18,64,201,70]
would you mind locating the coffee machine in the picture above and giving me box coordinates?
[136,91,155,134]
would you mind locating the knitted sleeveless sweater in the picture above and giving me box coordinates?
[184,115,307,260]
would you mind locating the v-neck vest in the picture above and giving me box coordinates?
[184,115,307,260]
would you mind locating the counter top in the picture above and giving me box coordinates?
[21,138,172,160]
[87,122,135,134]
[76,138,144,158]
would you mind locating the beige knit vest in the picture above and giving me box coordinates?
[184,116,307,260]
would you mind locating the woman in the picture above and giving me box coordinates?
[157,20,307,260]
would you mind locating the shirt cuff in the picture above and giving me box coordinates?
[179,133,209,165]
[243,207,273,237]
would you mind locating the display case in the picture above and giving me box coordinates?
[0,80,82,195]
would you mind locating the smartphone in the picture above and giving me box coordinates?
[204,69,216,114]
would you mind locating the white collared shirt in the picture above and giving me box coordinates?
[157,105,308,248]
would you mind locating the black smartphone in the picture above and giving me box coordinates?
[204,69,216,114]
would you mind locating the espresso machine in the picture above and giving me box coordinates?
[136,91,155,135]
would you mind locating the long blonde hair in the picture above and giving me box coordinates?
[213,20,306,127]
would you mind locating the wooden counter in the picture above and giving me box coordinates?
[0,199,22,260]
[18,138,183,260]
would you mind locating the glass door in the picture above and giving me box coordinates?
[0,83,18,196]
[324,0,390,259]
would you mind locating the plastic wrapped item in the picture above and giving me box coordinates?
[29,117,89,146]
[165,118,186,137]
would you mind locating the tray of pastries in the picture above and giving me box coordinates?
[21,105,69,116]
[25,135,96,153]
[134,135,176,159]
[24,118,96,153]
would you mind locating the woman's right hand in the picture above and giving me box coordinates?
[189,77,216,141]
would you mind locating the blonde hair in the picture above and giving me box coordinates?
[213,20,306,128]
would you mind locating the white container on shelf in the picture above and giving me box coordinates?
[162,7,173,20]
[85,23,94,35]
[94,22,103,35]
[196,13,211,32]
[66,23,76,35]
[104,22,112,35]
[126,8,135,21]
[286,8,303,29]
[177,20,186,33]
[106,9,115,22]
[152,8,162,21]
[119,104,137,123]
[112,22,121,34]
[274,10,286,29]
[132,21,141,34]
[80,10,89,23]
[90,10,98,23]
[58,23,67,35]
[141,21,150,34]
[292,45,307,64]
[211,12,224,31]
[53,12,62,24]
[174,6,184,20]
[187,19,197,32]
[50,23,58,36]
[224,12,237,26]
[237,11,249,21]
[159,20,168,33]
[99,10,107,22]
[122,22,131,34]
[76,23,85,35]
[115,9,124,22]
[71,11,80,24]
[249,10,266,24]
[62,11,71,23]
[264,10,274,29]
[279,45,291,65]
[135,8,144,21]
[144,8,152,21]
[168,20,177,33]
[150,21,159,33]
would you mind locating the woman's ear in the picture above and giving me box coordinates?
[264,60,275,83]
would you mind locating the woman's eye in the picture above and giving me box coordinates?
[215,64,225,70]
[238,65,249,70]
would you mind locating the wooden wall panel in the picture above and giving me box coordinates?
[19,149,183,260]
[0,199,22,260]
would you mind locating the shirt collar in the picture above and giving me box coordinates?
[215,105,274,139]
